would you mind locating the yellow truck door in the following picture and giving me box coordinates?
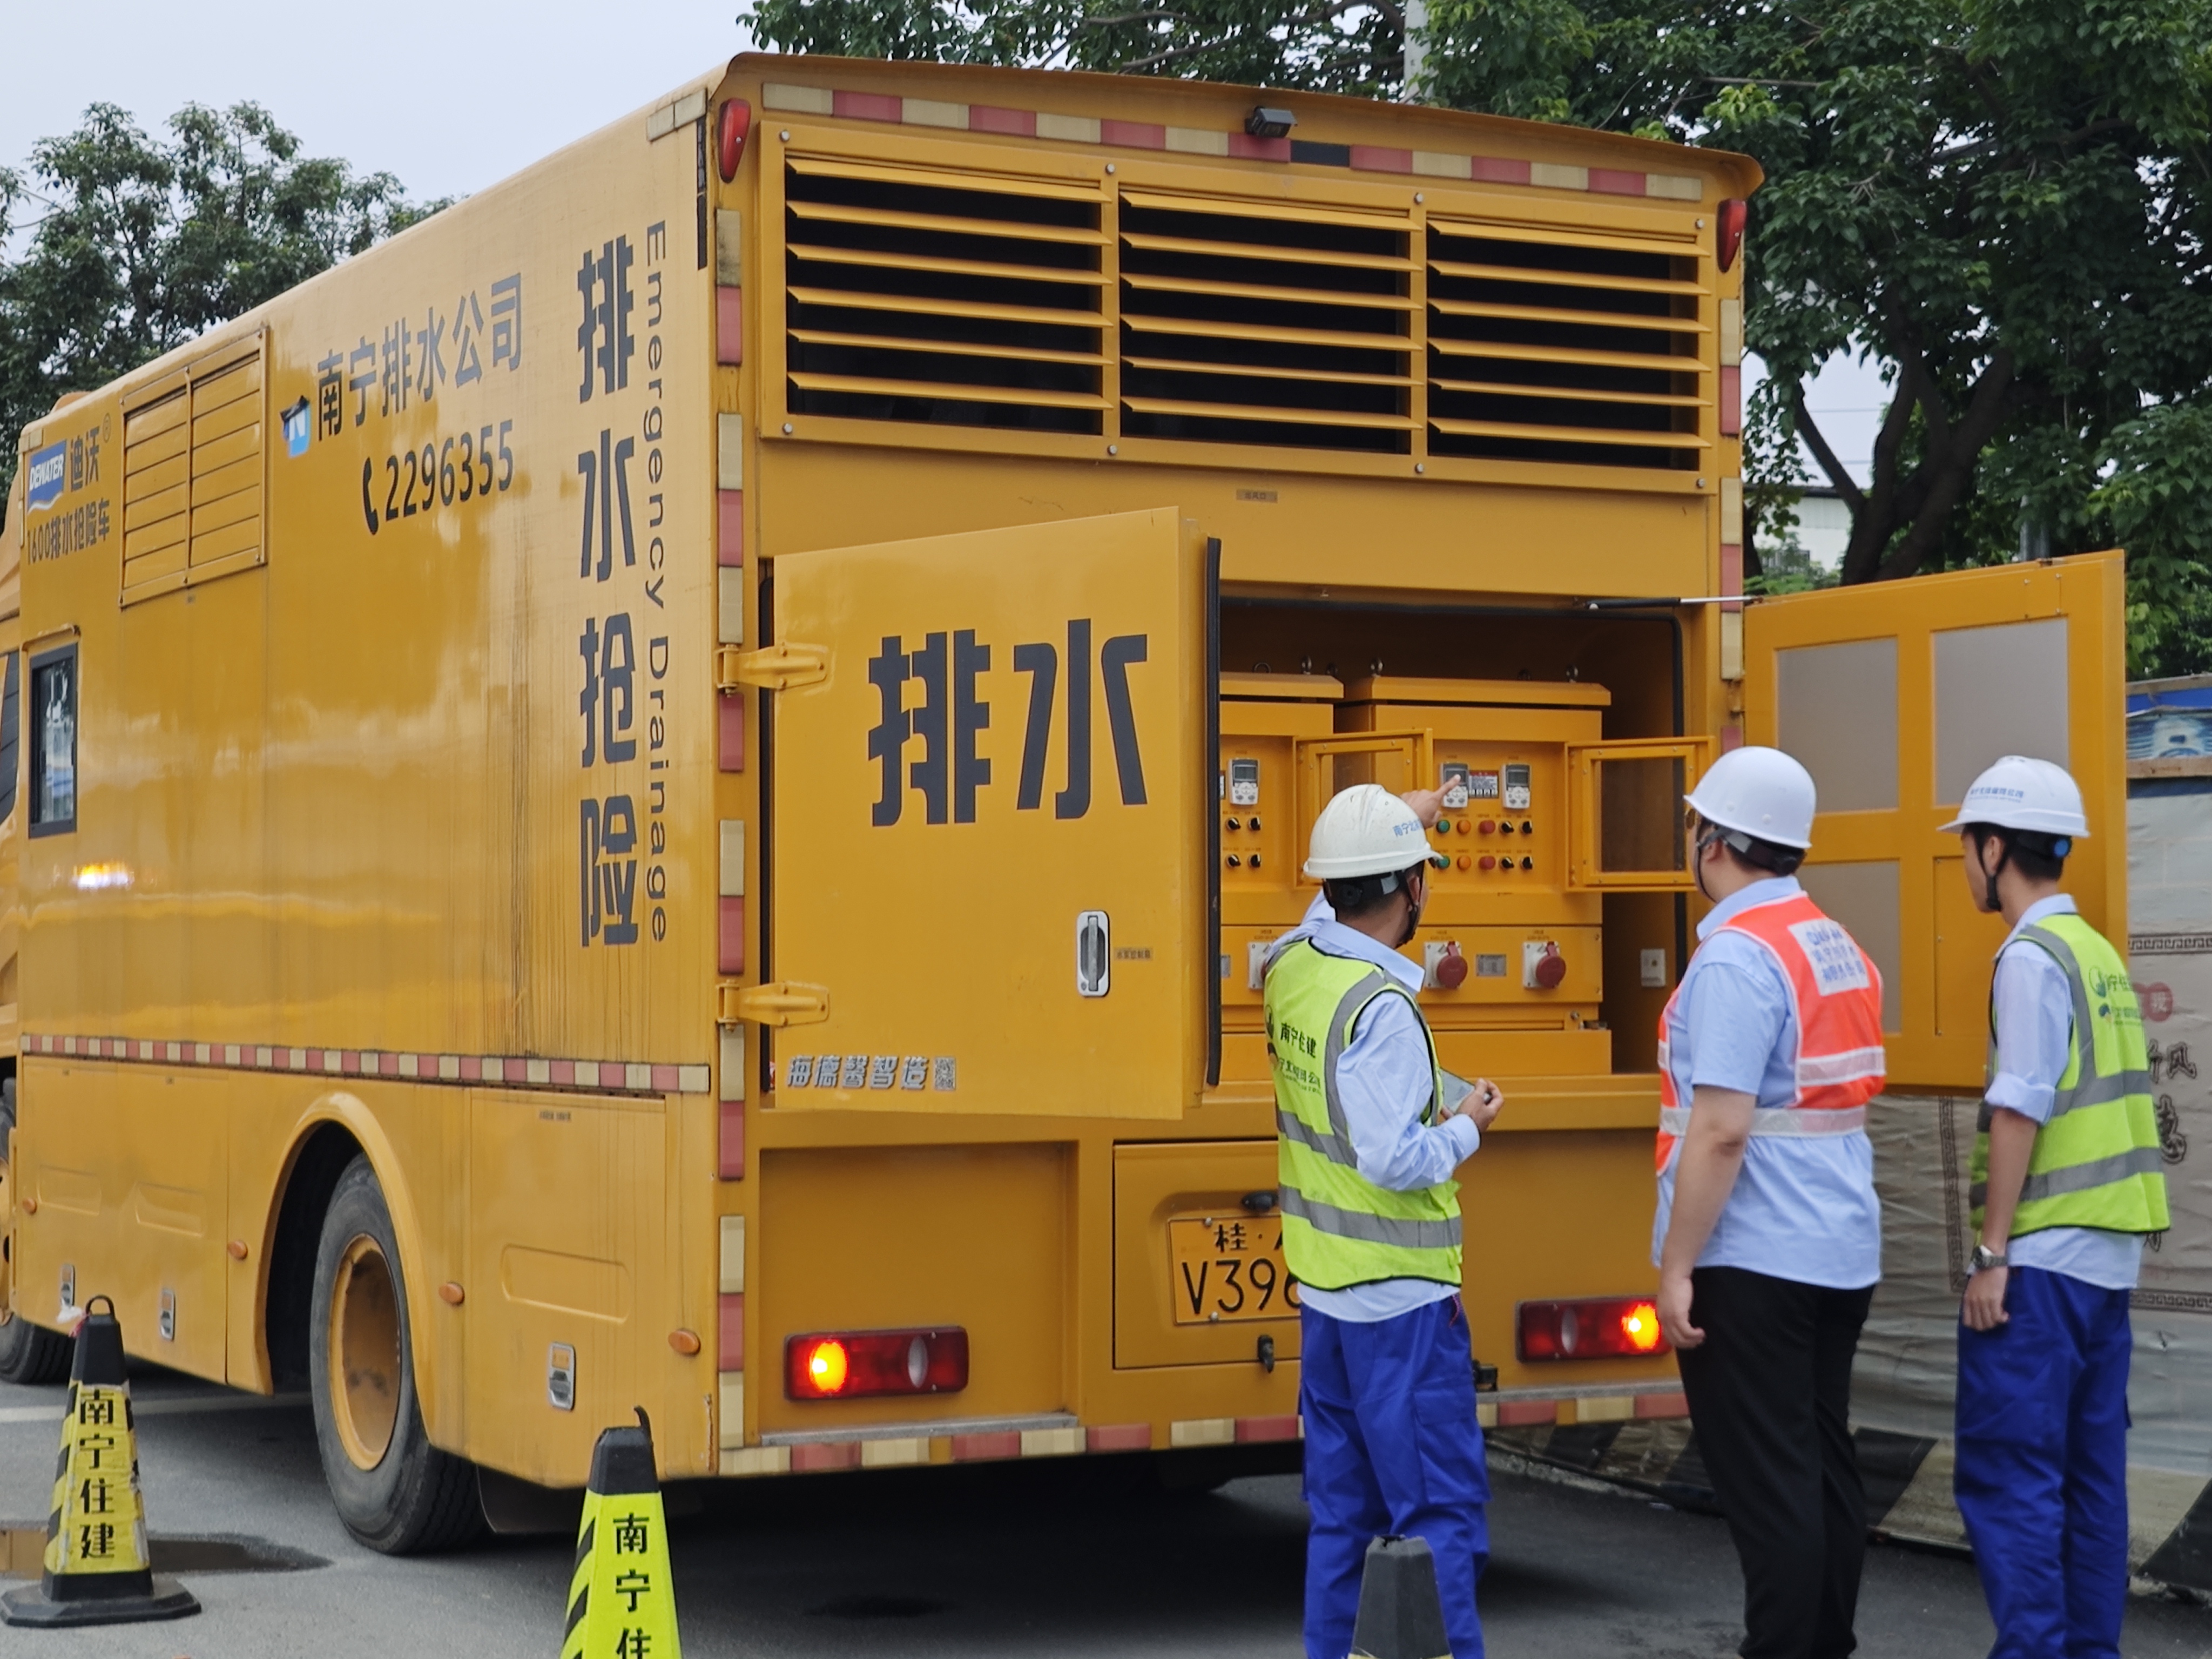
[748,507,1212,1118]
[1743,549,2127,1090]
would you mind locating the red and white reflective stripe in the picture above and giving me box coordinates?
[1797,1046,1888,1088]
[759,83,1708,204]
[25,1033,710,1097]
[1654,893,1884,1171]
[1657,1105,1866,1137]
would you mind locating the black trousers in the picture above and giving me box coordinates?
[1675,1266,1876,1659]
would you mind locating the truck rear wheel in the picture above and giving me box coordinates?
[308,1155,482,1553]
[0,1086,72,1386]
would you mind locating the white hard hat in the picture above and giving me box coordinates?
[1937,756,2089,839]
[1304,784,1444,880]
[1683,745,1817,849]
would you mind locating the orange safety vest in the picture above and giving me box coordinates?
[1655,892,1886,1173]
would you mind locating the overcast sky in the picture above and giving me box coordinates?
[2,0,1881,484]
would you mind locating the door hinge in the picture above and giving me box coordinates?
[721,981,831,1028]
[717,642,827,692]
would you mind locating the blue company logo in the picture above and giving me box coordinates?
[24,441,67,511]
[281,397,312,457]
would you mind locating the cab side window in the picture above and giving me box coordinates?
[0,651,19,822]
[28,645,76,838]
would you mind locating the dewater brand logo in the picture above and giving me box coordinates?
[24,441,67,511]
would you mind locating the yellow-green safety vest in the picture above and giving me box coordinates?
[1266,938,1463,1292]
[1972,912,2171,1238]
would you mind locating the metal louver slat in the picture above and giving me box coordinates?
[1428,259,1708,297]
[1123,272,1417,312]
[1427,218,1705,472]
[1430,375,1707,409]
[1428,298,1707,335]
[1122,397,1416,430]
[787,286,1101,329]
[783,155,1109,436]
[787,200,1107,247]
[1121,355,1412,388]
[1429,417,1709,449]
[789,328,1108,367]
[788,373,1108,410]
[788,244,1109,286]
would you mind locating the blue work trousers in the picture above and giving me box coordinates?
[1300,1295,1488,1659]
[1955,1265,2132,1659]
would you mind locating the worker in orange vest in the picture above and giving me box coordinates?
[1655,746,1887,1659]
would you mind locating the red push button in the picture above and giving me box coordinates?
[1478,820,1496,834]
[1478,855,1495,871]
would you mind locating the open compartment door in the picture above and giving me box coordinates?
[758,508,1211,1117]
[1564,737,1715,890]
[1744,550,2127,1090]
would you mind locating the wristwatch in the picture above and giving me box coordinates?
[1971,1243,2009,1272]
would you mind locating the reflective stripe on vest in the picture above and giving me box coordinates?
[1266,939,1462,1293]
[1971,915,2171,1237]
[1655,892,1886,1174]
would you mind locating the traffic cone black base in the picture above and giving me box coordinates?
[0,1576,200,1627]
[1350,1533,1452,1659]
[0,1297,200,1629]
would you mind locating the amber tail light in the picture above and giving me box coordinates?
[784,1327,969,1400]
[1516,1297,1669,1361]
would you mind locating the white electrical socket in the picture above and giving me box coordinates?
[1640,948,1668,988]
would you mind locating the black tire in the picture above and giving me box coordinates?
[0,1083,72,1386]
[308,1155,483,1553]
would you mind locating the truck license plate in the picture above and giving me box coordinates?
[1168,1216,1301,1324]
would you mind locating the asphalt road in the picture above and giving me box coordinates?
[2,1367,2209,1657]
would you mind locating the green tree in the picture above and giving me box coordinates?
[1,102,442,515]
[755,2,2212,669]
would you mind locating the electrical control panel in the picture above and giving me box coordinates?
[1219,673,1664,1082]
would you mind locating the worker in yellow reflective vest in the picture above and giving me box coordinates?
[1269,783,1504,1659]
[1943,757,2170,1659]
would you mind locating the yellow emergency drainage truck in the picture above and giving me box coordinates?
[0,55,2127,1549]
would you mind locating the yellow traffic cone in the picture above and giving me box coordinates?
[0,1295,199,1627]
[562,1407,680,1658]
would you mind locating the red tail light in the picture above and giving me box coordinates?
[784,1327,968,1400]
[1716,198,1747,273]
[1517,1297,1670,1361]
[718,99,752,183]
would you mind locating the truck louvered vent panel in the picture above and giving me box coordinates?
[121,340,266,605]
[1426,222,1707,471]
[1118,193,1413,455]
[782,159,1108,434]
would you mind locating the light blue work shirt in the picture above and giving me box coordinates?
[1651,875,1883,1290]
[1985,894,2143,1291]
[1270,892,1480,1323]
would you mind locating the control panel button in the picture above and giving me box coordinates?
[1250,854,1262,870]
[1478,819,1496,835]
[1456,819,1471,835]
[1225,817,1243,831]
[1455,854,1470,871]
[1249,815,1262,831]
[1478,855,1495,871]
[1520,820,1534,835]
[1225,854,1242,868]
[1521,857,1535,871]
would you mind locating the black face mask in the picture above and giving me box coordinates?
[1396,872,1426,947]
